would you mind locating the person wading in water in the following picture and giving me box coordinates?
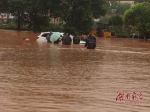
[85,34,96,49]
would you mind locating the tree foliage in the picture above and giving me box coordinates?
[0,0,106,33]
[0,0,9,12]
[105,2,131,15]
[123,2,150,39]
[8,0,28,30]
[109,15,123,26]
[60,0,106,34]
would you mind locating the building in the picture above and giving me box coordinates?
[0,13,14,23]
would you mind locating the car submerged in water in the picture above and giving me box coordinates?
[37,32,86,44]
[37,32,63,41]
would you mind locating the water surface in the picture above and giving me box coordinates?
[0,29,150,112]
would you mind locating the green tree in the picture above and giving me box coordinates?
[7,0,27,30]
[123,2,150,40]
[23,0,62,32]
[24,0,47,32]
[108,15,123,35]
[109,15,123,26]
[0,0,106,33]
[105,2,131,15]
[60,0,106,34]
[0,0,62,31]
[0,0,29,30]
[0,0,9,12]
[134,0,150,4]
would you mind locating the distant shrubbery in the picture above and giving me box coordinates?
[108,25,130,38]
[0,23,64,32]
[123,2,150,40]
[0,23,31,31]
[116,32,129,38]
[41,24,64,32]
[0,24,17,30]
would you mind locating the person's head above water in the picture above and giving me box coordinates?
[49,31,52,33]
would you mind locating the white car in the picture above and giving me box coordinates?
[37,32,86,44]
[37,32,64,41]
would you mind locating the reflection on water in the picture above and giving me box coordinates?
[0,29,150,112]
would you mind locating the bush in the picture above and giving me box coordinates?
[41,24,64,32]
[21,26,32,31]
[0,24,17,30]
[0,23,32,31]
[0,23,64,32]
[51,24,64,32]
[116,32,129,38]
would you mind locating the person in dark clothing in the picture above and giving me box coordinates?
[61,33,72,45]
[64,34,72,45]
[73,34,80,44]
[85,34,96,49]
[61,33,68,44]
[46,34,51,42]
[46,31,53,43]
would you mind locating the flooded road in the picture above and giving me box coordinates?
[0,29,150,112]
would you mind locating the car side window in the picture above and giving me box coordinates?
[41,33,49,37]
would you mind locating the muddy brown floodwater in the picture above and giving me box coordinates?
[0,29,150,112]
